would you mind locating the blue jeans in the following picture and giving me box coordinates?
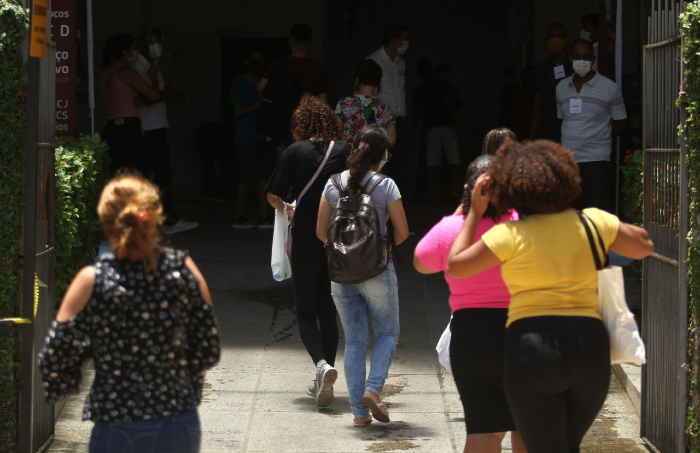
[89,409,201,453]
[331,261,400,417]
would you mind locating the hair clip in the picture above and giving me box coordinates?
[357,142,368,152]
[138,210,149,222]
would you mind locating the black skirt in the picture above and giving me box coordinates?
[449,308,516,434]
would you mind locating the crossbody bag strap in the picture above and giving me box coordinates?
[578,212,606,271]
[297,141,335,206]
[582,212,610,268]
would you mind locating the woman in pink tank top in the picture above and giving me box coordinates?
[414,154,526,453]
[100,33,160,176]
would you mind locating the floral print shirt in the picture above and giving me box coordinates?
[38,249,220,423]
[335,95,395,144]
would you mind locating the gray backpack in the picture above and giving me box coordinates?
[325,173,390,284]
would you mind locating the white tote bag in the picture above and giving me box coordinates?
[436,318,452,373]
[579,213,646,365]
[271,204,292,281]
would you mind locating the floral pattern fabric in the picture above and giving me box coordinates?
[38,249,220,423]
[335,95,395,144]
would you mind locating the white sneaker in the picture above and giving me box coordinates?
[164,219,199,235]
[306,380,317,397]
[315,363,337,408]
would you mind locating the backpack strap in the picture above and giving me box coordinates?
[362,173,387,195]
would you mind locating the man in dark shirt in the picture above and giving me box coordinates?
[529,23,574,142]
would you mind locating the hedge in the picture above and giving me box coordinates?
[0,2,29,451]
[55,135,110,305]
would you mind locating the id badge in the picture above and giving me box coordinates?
[569,98,582,114]
[553,65,565,79]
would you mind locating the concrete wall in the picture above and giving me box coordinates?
[85,0,325,200]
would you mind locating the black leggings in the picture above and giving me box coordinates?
[503,316,610,453]
[291,259,338,366]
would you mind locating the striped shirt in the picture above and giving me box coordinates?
[556,72,626,162]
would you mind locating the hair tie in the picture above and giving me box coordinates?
[138,209,149,222]
[357,142,368,152]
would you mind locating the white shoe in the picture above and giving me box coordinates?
[164,219,199,235]
[315,363,337,408]
[306,380,317,397]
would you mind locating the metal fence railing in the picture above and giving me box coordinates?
[641,1,688,452]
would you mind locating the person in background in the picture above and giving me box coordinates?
[414,155,524,453]
[410,59,434,201]
[335,59,396,145]
[580,13,599,71]
[39,173,220,453]
[316,125,409,427]
[529,23,573,143]
[447,139,653,452]
[266,95,351,408]
[556,39,627,210]
[131,28,199,235]
[230,51,274,229]
[482,128,517,156]
[367,23,410,191]
[100,33,160,176]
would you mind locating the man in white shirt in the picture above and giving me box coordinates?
[367,23,410,191]
[131,28,198,234]
[556,39,627,210]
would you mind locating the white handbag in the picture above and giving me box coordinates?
[436,318,452,373]
[271,204,292,281]
[579,213,646,365]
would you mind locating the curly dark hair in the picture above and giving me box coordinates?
[461,155,500,222]
[291,94,343,143]
[489,139,581,216]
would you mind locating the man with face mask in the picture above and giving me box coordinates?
[130,28,198,235]
[529,23,573,142]
[556,39,627,211]
[367,23,410,193]
[229,51,274,229]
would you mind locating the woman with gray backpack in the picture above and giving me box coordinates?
[316,125,409,427]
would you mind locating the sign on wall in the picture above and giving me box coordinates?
[51,0,89,136]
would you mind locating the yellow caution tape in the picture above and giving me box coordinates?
[0,318,32,325]
[33,273,47,319]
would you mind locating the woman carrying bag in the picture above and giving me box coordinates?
[446,139,653,453]
[266,94,351,408]
[316,125,409,427]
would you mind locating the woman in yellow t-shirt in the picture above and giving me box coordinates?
[446,140,653,453]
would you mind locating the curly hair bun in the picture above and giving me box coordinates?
[97,173,164,273]
[490,140,581,216]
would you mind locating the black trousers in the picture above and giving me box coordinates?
[290,259,338,366]
[572,160,612,210]
[386,117,410,193]
[143,128,178,221]
[504,316,611,453]
[103,118,150,176]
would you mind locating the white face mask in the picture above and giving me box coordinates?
[397,41,409,55]
[148,43,163,59]
[572,60,592,77]
[580,30,591,41]
[126,50,139,64]
[378,151,388,171]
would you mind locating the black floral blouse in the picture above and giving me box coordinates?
[38,249,220,423]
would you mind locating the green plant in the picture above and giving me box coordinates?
[54,135,109,304]
[0,1,29,451]
[681,2,700,450]
[620,149,644,278]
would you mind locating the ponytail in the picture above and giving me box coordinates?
[347,125,390,192]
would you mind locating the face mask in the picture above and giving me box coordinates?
[572,60,592,77]
[397,41,409,55]
[580,30,591,41]
[148,43,163,59]
[126,50,139,64]
[248,60,266,77]
[378,151,388,171]
[546,37,566,54]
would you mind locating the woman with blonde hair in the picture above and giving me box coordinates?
[266,94,352,407]
[40,173,220,453]
[481,127,517,155]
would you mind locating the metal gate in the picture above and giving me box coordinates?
[641,1,688,452]
[19,39,56,453]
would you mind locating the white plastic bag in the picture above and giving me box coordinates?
[436,319,452,373]
[271,205,292,281]
[598,266,646,365]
